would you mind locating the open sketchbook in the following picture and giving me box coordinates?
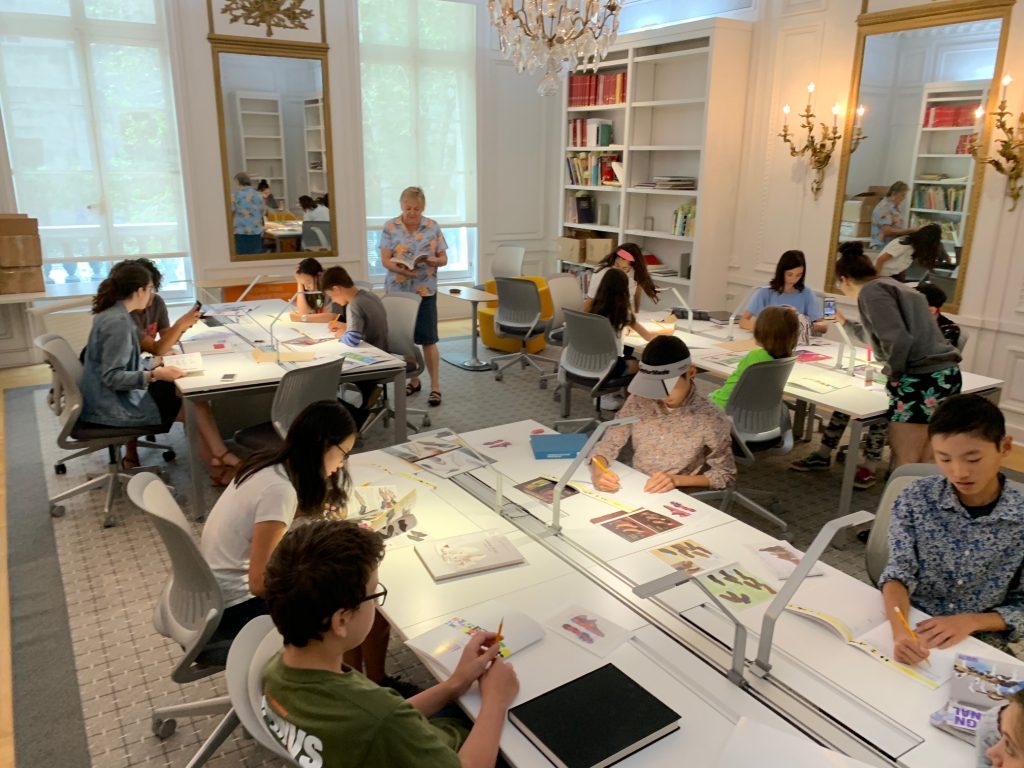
[383,435,493,478]
[346,486,417,539]
[785,597,957,689]
[406,608,543,674]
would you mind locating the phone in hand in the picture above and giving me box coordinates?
[192,300,202,313]
[823,297,837,319]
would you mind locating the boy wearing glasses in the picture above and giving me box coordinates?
[261,520,520,767]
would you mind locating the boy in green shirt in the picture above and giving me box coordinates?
[710,305,800,409]
[261,519,519,768]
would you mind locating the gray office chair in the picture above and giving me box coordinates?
[693,356,797,533]
[301,220,331,251]
[492,244,526,279]
[956,327,969,353]
[554,309,634,427]
[359,293,430,434]
[225,616,299,764]
[491,277,555,382]
[234,358,344,452]
[125,473,233,762]
[863,464,940,585]
[35,333,171,528]
[544,272,585,346]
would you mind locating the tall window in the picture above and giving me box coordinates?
[0,0,191,290]
[358,0,477,281]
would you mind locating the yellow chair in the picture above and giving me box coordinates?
[478,276,552,355]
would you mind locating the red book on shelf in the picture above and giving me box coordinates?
[589,74,597,106]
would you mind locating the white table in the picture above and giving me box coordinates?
[437,285,498,371]
[175,298,407,516]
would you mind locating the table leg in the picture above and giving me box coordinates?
[393,369,408,442]
[837,418,863,518]
[467,301,484,367]
[440,299,494,372]
[183,396,207,520]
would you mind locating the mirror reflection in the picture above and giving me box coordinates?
[836,19,1001,303]
[218,52,332,257]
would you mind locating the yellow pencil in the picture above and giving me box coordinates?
[893,606,931,668]
[591,457,611,475]
[495,617,504,644]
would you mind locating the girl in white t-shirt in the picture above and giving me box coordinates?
[875,223,942,279]
[583,242,659,313]
[199,400,357,658]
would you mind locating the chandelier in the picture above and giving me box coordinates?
[488,0,622,96]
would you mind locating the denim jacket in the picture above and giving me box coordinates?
[80,303,161,427]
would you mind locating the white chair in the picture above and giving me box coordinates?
[125,473,233,763]
[693,356,797,533]
[226,615,298,764]
[491,244,525,279]
[490,277,556,382]
[301,220,331,251]
[863,464,940,585]
[544,272,585,346]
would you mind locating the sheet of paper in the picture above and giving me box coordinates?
[698,566,778,610]
[853,622,957,688]
[544,605,632,658]
[164,352,203,372]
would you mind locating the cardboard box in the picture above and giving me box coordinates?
[842,196,881,223]
[559,234,615,264]
[585,237,614,264]
[839,221,871,238]
[558,236,583,263]
[0,266,45,295]
[0,214,42,267]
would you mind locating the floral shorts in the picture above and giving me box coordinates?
[885,366,962,424]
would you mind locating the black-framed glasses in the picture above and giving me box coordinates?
[360,583,387,607]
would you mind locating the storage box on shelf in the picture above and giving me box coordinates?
[0,214,44,295]
[558,18,752,310]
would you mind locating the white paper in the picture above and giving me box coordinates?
[752,540,824,580]
[164,352,203,372]
[406,607,543,674]
[716,718,876,767]
[544,605,632,658]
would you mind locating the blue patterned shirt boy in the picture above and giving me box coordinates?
[378,216,448,297]
[879,475,1024,642]
[232,187,265,235]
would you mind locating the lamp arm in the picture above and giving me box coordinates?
[270,292,300,365]
[728,286,757,341]
[551,416,639,533]
[832,320,857,375]
[753,510,875,677]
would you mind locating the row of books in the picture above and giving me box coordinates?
[923,103,981,128]
[954,133,975,154]
[672,202,698,237]
[568,118,614,147]
[910,213,959,243]
[913,184,965,212]
[569,71,627,107]
[565,152,620,187]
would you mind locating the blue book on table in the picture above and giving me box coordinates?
[530,433,589,460]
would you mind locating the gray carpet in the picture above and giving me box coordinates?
[5,385,91,768]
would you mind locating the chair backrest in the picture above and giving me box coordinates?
[559,309,620,382]
[724,356,797,442]
[271,358,345,438]
[301,220,331,251]
[382,293,424,376]
[545,273,585,337]
[956,327,969,353]
[126,472,225,682]
[34,333,86,445]
[27,296,93,354]
[494,277,543,333]
[225,615,299,764]
[492,245,525,279]
[864,463,941,585]
[354,280,374,291]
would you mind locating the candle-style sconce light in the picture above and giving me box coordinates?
[970,75,1024,211]
[778,82,844,198]
[849,105,868,153]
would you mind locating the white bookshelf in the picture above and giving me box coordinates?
[236,92,287,208]
[303,96,327,197]
[559,18,752,310]
[908,80,987,266]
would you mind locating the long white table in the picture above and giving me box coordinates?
[175,298,407,515]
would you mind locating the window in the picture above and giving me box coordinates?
[358,0,477,281]
[0,0,191,292]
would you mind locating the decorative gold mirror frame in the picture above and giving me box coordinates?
[209,32,336,262]
[824,0,1015,312]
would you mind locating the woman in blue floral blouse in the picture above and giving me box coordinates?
[379,186,448,407]
[231,172,266,255]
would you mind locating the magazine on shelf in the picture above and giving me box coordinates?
[930,653,1024,742]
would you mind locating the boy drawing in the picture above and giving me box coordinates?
[881,395,1024,664]
[261,520,519,767]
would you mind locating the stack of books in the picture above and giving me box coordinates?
[654,176,697,190]
[930,652,1024,743]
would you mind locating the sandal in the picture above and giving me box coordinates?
[210,451,240,487]
[120,455,141,471]
[428,390,442,407]
[406,380,422,396]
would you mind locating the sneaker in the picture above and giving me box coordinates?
[853,466,877,489]
[599,394,624,411]
[789,452,832,471]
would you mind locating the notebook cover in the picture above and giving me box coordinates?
[530,433,589,460]
[508,663,680,768]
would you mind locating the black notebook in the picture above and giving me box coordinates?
[508,663,680,768]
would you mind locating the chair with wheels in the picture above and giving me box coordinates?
[539,273,585,389]
[35,333,174,528]
[359,293,430,435]
[233,358,344,452]
[863,464,941,584]
[491,244,525,279]
[490,277,556,383]
[126,472,233,765]
[692,356,797,534]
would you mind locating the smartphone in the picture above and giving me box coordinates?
[220,373,237,381]
[823,297,837,319]
[192,300,202,313]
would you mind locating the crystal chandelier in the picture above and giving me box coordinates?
[488,0,622,96]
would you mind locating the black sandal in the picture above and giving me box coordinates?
[428,390,442,407]
[406,381,422,396]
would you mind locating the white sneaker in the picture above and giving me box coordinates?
[599,394,624,411]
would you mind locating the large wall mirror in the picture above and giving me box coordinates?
[825,0,1014,312]
[211,40,335,261]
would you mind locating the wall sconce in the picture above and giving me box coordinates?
[971,75,1023,211]
[778,82,842,198]
[849,105,868,153]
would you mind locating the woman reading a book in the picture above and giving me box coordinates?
[582,242,658,314]
[871,181,915,249]
[379,186,448,407]
[738,249,829,333]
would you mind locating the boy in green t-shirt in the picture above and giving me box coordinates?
[261,519,519,768]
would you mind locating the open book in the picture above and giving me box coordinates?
[163,352,204,373]
[390,247,431,271]
[347,486,416,539]
[406,608,543,673]
[415,530,525,581]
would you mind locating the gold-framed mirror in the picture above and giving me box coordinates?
[824,0,1015,312]
[210,37,336,262]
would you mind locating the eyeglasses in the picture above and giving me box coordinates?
[359,583,387,607]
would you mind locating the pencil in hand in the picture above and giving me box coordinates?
[591,457,611,475]
[495,617,504,645]
[893,606,931,668]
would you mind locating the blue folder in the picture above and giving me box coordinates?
[529,433,589,460]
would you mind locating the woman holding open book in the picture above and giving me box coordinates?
[379,186,448,407]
